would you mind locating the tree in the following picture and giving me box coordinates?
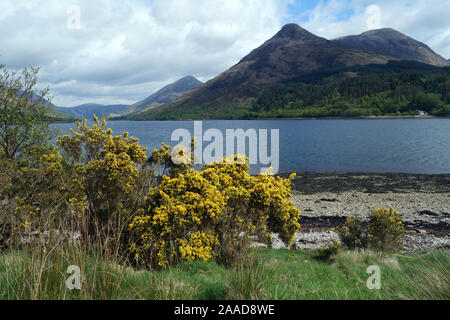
[413,92,443,113]
[0,64,55,162]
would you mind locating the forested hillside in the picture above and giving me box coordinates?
[133,61,450,120]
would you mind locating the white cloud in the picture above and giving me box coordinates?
[297,0,450,57]
[0,0,289,106]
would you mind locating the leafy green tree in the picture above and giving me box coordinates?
[413,92,443,113]
[0,64,55,162]
[434,104,450,116]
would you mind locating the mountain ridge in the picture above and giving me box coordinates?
[130,24,449,120]
[332,28,449,67]
[55,103,129,119]
[56,76,203,120]
[120,75,203,117]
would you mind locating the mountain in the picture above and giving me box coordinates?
[22,92,77,122]
[120,76,203,117]
[134,25,390,116]
[45,106,78,122]
[333,28,450,67]
[55,104,129,119]
[56,76,202,120]
[131,24,449,120]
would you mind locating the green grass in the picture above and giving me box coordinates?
[0,247,448,300]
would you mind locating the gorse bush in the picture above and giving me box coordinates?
[55,116,154,250]
[129,155,301,268]
[332,216,367,249]
[0,145,78,249]
[316,239,342,262]
[367,207,405,252]
[330,207,405,253]
[148,141,194,178]
[5,117,154,256]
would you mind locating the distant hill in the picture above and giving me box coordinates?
[117,76,202,118]
[23,92,77,122]
[55,104,129,120]
[45,107,78,122]
[55,76,202,120]
[130,24,450,120]
[55,76,202,119]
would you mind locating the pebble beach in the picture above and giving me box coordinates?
[266,173,450,251]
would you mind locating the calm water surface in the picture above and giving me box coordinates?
[52,119,450,174]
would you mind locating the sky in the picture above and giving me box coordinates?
[0,0,449,107]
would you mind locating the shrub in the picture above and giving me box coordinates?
[129,156,301,268]
[331,207,405,253]
[316,239,342,262]
[367,207,405,252]
[55,117,154,250]
[148,142,193,178]
[5,117,153,255]
[0,158,15,248]
[0,145,75,249]
[0,64,62,249]
[332,216,367,249]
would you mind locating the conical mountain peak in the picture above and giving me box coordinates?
[272,23,325,42]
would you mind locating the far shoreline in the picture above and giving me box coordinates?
[102,114,450,122]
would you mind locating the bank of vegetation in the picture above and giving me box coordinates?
[0,64,448,300]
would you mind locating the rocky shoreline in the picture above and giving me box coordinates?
[271,173,450,251]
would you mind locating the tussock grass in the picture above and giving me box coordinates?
[227,256,273,300]
[0,243,125,300]
[0,247,448,300]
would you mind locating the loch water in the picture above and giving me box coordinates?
[53,119,450,174]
